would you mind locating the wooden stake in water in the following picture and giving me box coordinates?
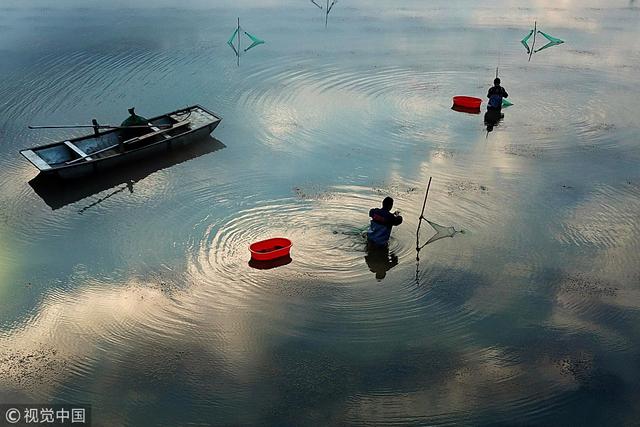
[325,0,329,27]
[415,176,432,253]
[237,17,240,67]
[528,21,537,62]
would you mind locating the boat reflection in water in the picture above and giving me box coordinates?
[484,109,504,132]
[28,136,226,211]
[364,242,398,281]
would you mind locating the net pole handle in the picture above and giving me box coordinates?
[419,176,432,219]
[416,176,432,251]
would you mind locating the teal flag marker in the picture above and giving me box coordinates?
[243,31,265,52]
[521,23,564,57]
[521,29,534,54]
[534,31,564,53]
[227,27,239,47]
[227,18,265,63]
[538,30,564,44]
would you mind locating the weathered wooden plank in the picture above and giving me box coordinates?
[21,150,52,170]
[63,140,93,161]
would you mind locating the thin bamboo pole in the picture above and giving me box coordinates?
[415,176,432,252]
[528,21,537,62]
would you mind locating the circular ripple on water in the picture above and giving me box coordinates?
[556,183,640,253]
[176,181,498,346]
[233,59,466,152]
[197,192,412,290]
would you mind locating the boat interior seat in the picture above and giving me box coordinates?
[63,140,93,161]
[148,122,171,139]
[124,120,190,145]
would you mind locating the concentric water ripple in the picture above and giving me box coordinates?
[199,193,407,287]
[1,1,640,424]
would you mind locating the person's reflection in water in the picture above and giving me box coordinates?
[484,109,504,133]
[365,241,398,281]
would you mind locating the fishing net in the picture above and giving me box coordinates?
[419,219,463,248]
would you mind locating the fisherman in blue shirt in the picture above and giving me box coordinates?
[367,197,403,247]
[487,78,508,111]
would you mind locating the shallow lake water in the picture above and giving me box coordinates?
[1,0,639,425]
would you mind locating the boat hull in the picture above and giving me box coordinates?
[21,105,221,179]
[51,124,216,179]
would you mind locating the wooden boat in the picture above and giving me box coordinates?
[20,105,221,179]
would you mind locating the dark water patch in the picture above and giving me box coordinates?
[371,182,419,198]
[445,181,489,196]
[292,184,336,201]
[558,273,618,297]
[0,346,67,395]
[419,266,486,308]
[552,181,640,250]
[431,148,455,159]
[503,144,544,159]
[254,339,468,425]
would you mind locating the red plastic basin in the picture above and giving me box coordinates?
[249,238,292,261]
[453,96,482,109]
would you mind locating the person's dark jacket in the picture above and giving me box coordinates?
[120,113,149,142]
[367,208,403,246]
[487,85,508,109]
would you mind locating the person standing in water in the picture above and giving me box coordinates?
[367,196,403,247]
[487,78,508,111]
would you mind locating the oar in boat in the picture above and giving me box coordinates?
[65,120,190,165]
[28,124,173,130]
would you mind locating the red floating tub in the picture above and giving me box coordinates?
[452,96,482,109]
[249,238,292,261]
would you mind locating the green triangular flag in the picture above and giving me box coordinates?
[243,31,265,52]
[534,40,562,53]
[521,29,534,54]
[227,27,239,46]
[538,31,564,44]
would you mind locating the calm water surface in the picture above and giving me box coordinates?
[1,0,639,425]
